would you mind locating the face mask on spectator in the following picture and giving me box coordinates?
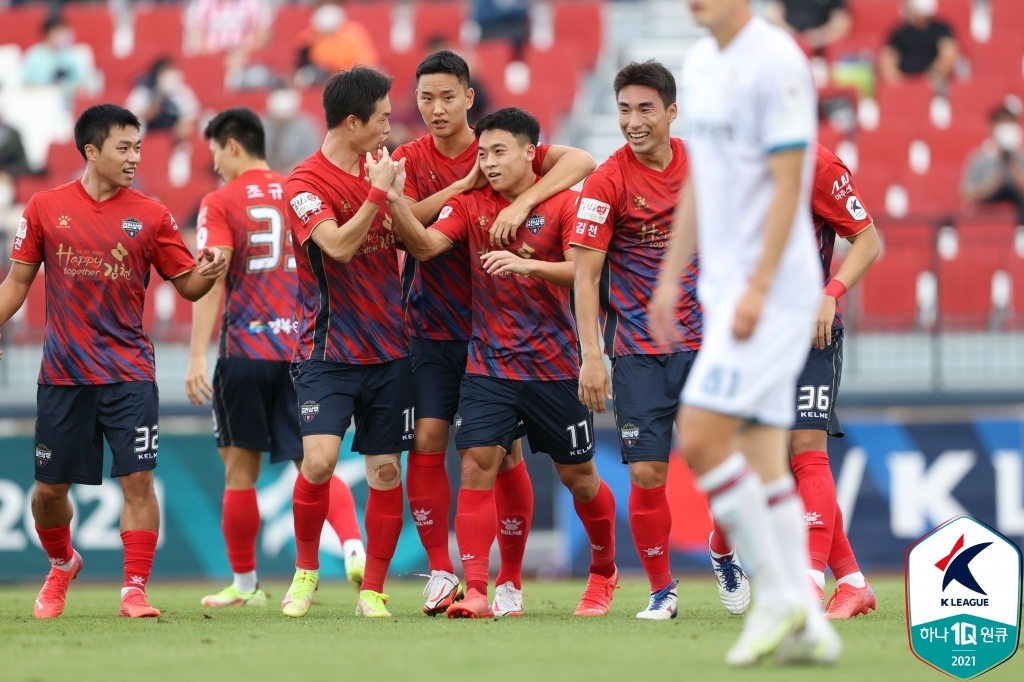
[268,89,301,120]
[312,4,346,34]
[994,122,1023,152]
[909,0,937,17]
[157,69,183,94]
[54,29,75,49]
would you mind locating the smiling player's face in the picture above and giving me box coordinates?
[477,129,535,194]
[617,85,677,157]
[89,125,141,189]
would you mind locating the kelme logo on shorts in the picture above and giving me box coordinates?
[300,401,320,422]
[620,423,639,448]
[34,444,52,468]
[906,515,1022,679]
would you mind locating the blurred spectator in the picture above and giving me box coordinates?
[425,37,491,127]
[0,110,29,209]
[262,88,320,174]
[764,0,851,50]
[295,3,378,86]
[21,15,94,103]
[125,58,200,143]
[961,106,1024,223]
[184,0,272,56]
[473,0,530,59]
[880,0,958,85]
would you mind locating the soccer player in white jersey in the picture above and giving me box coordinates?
[651,0,840,666]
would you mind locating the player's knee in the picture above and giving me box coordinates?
[629,461,668,488]
[498,449,523,473]
[789,429,827,458]
[371,460,402,486]
[413,420,449,452]
[302,457,336,484]
[32,482,71,507]
[558,465,599,502]
[119,471,156,504]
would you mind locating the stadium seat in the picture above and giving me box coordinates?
[859,223,934,330]
[132,5,185,68]
[0,5,49,51]
[553,0,603,70]
[844,0,902,42]
[937,223,1013,328]
[875,80,934,132]
[179,54,226,99]
[938,0,973,46]
[346,1,395,53]
[45,141,86,184]
[63,4,114,66]
[413,0,464,52]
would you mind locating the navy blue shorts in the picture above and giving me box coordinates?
[212,358,302,463]
[34,382,160,485]
[290,358,414,454]
[612,351,696,463]
[793,330,844,437]
[410,337,468,422]
[455,375,594,464]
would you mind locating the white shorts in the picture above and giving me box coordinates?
[682,300,815,428]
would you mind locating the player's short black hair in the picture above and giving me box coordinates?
[415,50,471,89]
[74,104,141,159]
[204,107,266,159]
[42,15,67,36]
[323,67,394,129]
[474,107,540,147]
[613,60,677,108]
[990,105,1017,124]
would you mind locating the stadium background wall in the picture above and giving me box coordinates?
[0,420,1022,581]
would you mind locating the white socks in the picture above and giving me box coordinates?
[699,453,796,607]
[234,570,258,594]
[343,539,366,560]
[838,571,866,588]
[808,569,826,591]
[765,475,828,628]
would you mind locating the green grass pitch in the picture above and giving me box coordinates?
[1,576,1020,681]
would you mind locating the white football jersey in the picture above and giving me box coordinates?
[681,16,820,312]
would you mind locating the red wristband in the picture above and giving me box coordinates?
[824,279,847,299]
[367,186,388,208]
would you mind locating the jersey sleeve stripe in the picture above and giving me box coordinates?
[766,141,809,154]
[9,258,42,265]
[567,241,608,253]
[167,265,197,280]
[299,217,335,246]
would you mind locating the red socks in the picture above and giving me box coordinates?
[121,530,158,590]
[628,483,673,591]
[709,520,733,555]
[495,459,533,589]
[325,475,362,543]
[791,450,837,572]
[36,524,73,567]
[406,451,454,573]
[292,472,331,570]
[361,485,404,593]
[828,504,861,579]
[573,481,617,578]
[454,488,496,595]
[222,488,260,574]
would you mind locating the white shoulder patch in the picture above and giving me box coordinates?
[290,192,323,223]
[577,198,610,224]
[846,195,868,221]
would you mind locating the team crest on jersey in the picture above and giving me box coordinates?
[34,444,52,468]
[122,217,143,238]
[300,401,320,422]
[621,423,639,448]
[633,196,647,210]
[525,214,545,235]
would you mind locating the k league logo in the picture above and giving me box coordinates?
[906,515,1022,679]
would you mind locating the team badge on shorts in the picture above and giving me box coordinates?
[122,217,143,238]
[34,444,52,468]
[454,414,463,432]
[620,423,639,448]
[906,515,1021,679]
[525,214,545,235]
[300,400,320,422]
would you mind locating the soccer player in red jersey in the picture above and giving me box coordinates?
[183,108,366,608]
[708,142,880,620]
[393,50,597,615]
[0,104,227,618]
[572,62,701,621]
[390,108,619,619]
[281,67,411,619]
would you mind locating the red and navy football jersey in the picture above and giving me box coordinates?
[393,135,550,341]
[12,181,196,385]
[430,183,578,381]
[571,139,701,357]
[812,143,873,330]
[286,151,408,364]
[197,168,297,362]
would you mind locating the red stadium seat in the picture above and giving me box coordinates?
[899,165,961,217]
[346,1,395,53]
[844,0,902,42]
[875,80,934,132]
[859,223,934,330]
[132,5,184,68]
[250,4,312,73]
[471,41,514,100]
[179,54,226,99]
[0,5,49,50]
[553,0,603,70]
[45,142,86,185]
[937,223,1014,329]
[938,0,973,45]
[413,1,464,52]
[992,0,1024,25]
[63,4,114,65]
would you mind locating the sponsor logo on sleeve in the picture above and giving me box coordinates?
[438,205,453,220]
[290,192,323,224]
[577,198,610,224]
[121,217,143,238]
[16,218,28,239]
[846,195,868,221]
